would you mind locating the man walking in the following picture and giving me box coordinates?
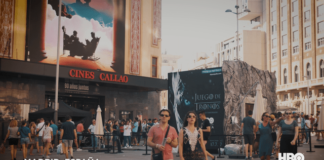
[36,118,45,155]
[147,109,178,160]
[199,111,216,160]
[76,121,84,151]
[240,110,256,160]
[50,120,58,152]
[60,115,77,159]
[88,119,97,148]
[132,118,139,146]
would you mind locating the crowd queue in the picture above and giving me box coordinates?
[1,109,323,160]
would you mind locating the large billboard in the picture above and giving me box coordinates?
[0,0,125,73]
[168,68,225,149]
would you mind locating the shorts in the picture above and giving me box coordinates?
[51,136,56,145]
[34,136,39,142]
[37,136,43,146]
[77,132,83,141]
[8,138,19,145]
[244,134,254,145]
[21,137,30,145]
[43,138,51,143]
[62,139,73,148]
[255,134,260,142]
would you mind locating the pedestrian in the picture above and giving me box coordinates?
[199,111,216,160]
[276,110,298,155]
[4,119,19,160]
[300,113,306,143]
[132,118,139,146]
[88,119,98,148]
[147,119,153,130]
[240,110,256,160]
[112,120,122,152]
[304,115,311,144]
[142,120,148,146]
[29,122,36,156]
[255,112,277,160]
[60,115,77,159]
[36,118,45,155]
[76,121,84,151]
[147,109,178,160]
[119,120,125,147]
[314,112,319,140]
[104,120,112,145]
[137,120,142,145]
[153,118,159,125]
[123,120,132,148]
[18,121,32,160]
[179,111,207,160]
[42,121,53,159]
[35,119,40,153]
[50,120,58,152]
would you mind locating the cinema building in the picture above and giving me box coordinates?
[0,0,166,134]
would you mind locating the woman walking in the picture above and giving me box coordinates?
[276,110,298,155]
[4,120,19,160]
[18,121,32,160]
[179,111,207,160]
[142,120,148,146]
[29,122,36,155]
[255,112,276,160]
[42,121,53,159]
[123,120,132,148]
[119,121,125,147]
[304,115,311,144]
[137,120,142,145]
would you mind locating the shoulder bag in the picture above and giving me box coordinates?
[152,126,170,160]
[36,124,45,136]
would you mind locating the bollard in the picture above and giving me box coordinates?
[142,132,150,155]
[306,130,315,152]
[217,147,224,158]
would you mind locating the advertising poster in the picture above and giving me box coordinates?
[168,68,225,149]
[27,0,125,73]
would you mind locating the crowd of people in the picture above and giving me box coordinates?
[240,110,323,160]
[1,109,322,160]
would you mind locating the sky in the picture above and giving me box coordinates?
[161,0,253,58]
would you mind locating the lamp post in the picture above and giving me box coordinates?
[225,5,250,60]
[304,76,311,114]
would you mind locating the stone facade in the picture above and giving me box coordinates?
[222,61,277,135]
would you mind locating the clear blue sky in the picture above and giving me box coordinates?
[161,0,252,57]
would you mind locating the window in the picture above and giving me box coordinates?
[294,92,300,98]
[320,60,324,77]
[307,63,311,78]
[163,60,168,63]
[284,94,288,101]
[318,5,324,17]
[318,21,324,33]
[271,11,276,21]
[304,0,310,7]
[304,11,310,22]
[281,6,287,17]
[152,57,157,77]
[282,49,288,57]
[293,31,299,42]
[283,68,288,84]
[272,38,277,48]
[305,42,311,50]
[272,52,277,60]
[292,16,299,27]
[305,26,311,38]
[293,46,299,54]
[271,0,274,8]
[272,25,277,35]
[282,20,287,31]
[292,1,298,12]
[319,38,324,46]
[295,66,299,82]
[282,35,287,45]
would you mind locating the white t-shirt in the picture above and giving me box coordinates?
[123,124,132,136]
[305,120,311,129]
[43,126,52,139]
[88,124,96,133]
[37,122,45,136]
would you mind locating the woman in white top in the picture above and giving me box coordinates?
[304,115,311,144]
[123,120,132,148]
[42,121,53,159]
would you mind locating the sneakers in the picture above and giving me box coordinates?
[128,146,132,148]
[46,156,50,159]
[76,148,82,151]
[303,142,308,144]
[123,146,128,149]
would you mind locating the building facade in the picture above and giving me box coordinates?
[266,0,324,114]
[0,0,166,139]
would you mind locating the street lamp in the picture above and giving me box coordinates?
[225,5,250,60]
[304,75,310,114]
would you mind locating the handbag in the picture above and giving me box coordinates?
[152,126,170,160]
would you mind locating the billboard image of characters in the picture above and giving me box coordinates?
[27,0,125,73]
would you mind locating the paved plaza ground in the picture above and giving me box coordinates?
[2,137,324,160]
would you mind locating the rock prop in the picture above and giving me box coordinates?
[224,144,242,155]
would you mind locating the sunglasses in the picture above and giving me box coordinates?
[264,115,270,118]
[285,113,292,115]
[160,114,170,117]
[187,115,196,118]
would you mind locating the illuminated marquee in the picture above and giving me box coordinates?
[69,69,128,83]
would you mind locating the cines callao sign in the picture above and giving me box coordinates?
[69,69,129,83]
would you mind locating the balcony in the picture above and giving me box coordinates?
[238,0,262,20]
[276,78,324,92]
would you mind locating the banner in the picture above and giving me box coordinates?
[168,68,225,149]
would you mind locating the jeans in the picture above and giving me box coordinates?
[124,136,131,146]
[77,132,83,141]
[305,129,310,143]
[91,132,97,148]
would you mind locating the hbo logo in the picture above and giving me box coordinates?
[278,153,304,160]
